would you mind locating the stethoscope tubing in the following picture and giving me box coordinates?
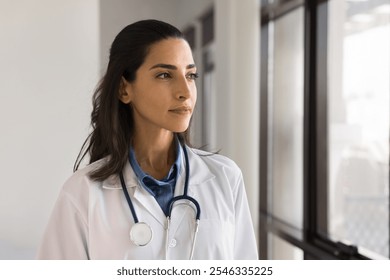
[166,143,201,220]
[120,171,139,224]
[120,141,201,257]
[167,195,200,220]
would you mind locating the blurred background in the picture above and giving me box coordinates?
[0,0,389,260]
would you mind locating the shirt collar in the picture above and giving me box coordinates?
[101,145,215,190]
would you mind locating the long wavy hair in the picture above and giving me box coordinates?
[74,20,191,181]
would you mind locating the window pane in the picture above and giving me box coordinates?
[328,0,390,258]
[269,7,304,229]
[268,233,304,260]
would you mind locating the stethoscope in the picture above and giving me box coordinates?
[119,142,201,260]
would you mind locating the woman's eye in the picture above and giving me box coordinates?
[187,72,199,80]
[156,73,171,79]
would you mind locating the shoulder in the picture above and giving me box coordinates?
[190,148,241,170]
[59,159,106,205]
[64,159,105,189]
[188,148,243,184]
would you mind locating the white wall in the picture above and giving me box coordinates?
[175,0,214,28]
[214,0,260,237]
[99,0,182,71]
[0,0,99,259]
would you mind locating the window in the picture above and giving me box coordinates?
[260,0,390,259]
[182,8,215,149]
[327,0,390,258]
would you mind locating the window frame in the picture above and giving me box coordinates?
[259,0,377,260]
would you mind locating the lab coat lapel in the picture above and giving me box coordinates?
[169,146,215,235]
[102,161,166,227]
[173,145,216,195]
[132,186,166,227]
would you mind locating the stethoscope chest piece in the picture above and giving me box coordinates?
[130,222,153,246]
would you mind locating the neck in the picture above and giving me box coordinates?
[132,130,176,180]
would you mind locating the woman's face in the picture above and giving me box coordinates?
[121,38,197,134]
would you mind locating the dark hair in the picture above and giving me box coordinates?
[74,19,191,181]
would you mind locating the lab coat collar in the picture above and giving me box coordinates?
[101,145,215,190]
[100,146,215,227]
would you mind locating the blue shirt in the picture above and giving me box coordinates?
[128,140,181,216]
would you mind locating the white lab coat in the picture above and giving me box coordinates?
[36,147,258,260]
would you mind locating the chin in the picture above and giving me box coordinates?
[171,124,190,133]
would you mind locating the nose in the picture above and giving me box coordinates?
[175,76,194,100]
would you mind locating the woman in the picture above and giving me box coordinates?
[37,19,258,259]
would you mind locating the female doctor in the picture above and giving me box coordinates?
[37,19,258,260]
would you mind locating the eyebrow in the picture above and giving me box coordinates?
[149,63,196,70]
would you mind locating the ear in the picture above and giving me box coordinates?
[119,77,132,104]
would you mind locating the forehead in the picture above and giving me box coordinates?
[143,38,194,67]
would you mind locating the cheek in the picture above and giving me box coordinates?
[192,85,198,102]
[132,85,158,105]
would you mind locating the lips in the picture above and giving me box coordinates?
[168,106,192,114]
